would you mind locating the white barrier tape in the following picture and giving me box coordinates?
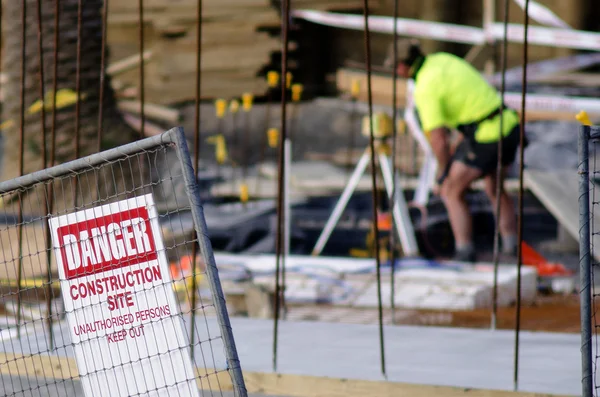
[504,92,600,114]
[488,53,600,87]
[292,10,600,51]
[490,23,600,51]
[292,10,485,45]
[338,75,600,114]
[512,0,570,29]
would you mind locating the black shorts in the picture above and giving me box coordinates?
[453,125,521,176]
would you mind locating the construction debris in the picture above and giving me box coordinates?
[106,0,372,104]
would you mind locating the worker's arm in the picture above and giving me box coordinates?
[428,127,452,183]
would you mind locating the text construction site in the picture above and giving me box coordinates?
[49,194,198,396]
[1,1,600,397]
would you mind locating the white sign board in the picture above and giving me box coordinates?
[49,193,199,397]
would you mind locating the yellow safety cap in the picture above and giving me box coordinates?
[267,71,280,88]
[361,112,392,139]
[240,183,249,203]
[576,110,592,126]
[215,135,227,164]
[207,134,228,164]
[267,128,279,148]
[291,83,303,102]
[350,79,361,98]
[242,93,254,111]
[215,99,228,118]
[396,119,407,135]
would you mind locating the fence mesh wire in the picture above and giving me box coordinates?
[589,133,600,396]
[579,124,600,397]
[0,129,245,397]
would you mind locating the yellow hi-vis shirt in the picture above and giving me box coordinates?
[413,52,519,144]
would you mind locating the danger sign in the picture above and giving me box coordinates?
[49,194,199,397]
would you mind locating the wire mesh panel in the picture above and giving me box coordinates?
[0,127,246,397]
[579,124,600,397]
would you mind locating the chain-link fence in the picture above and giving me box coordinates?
[0,127,247,397]
[579,123,600,397]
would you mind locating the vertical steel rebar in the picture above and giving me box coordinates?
[73,0,83,208]
[346,97,358,181]
[189,0,203,365]
[35,0,54,350]
[43,0,61,351]
[242,100,251,185]
[389,0,399,324]
[579,124,593,397]
[491,0,510,331]
[272,0,291,373]
[256,89,273,196]
[138,0,145,137]
[98,0,109,154]
[514,0,530,390]
[16,0,27,339]
[51,0,59,164]
[35,1,47,171]
[231,106,240,195]
[362,0,387,378]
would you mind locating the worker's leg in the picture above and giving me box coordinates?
[483,168,518,254]
[440,161,483,261]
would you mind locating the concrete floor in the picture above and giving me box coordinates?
[0,315,587,397]
[0,375,286,397]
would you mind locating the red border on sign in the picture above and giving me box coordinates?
[57,206,158,280]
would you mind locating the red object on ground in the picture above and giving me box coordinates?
[521,241,573,277]
[377,212,392,231]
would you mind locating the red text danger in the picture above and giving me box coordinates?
[57,207,158,279]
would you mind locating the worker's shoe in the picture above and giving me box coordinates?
[453,248,476,263]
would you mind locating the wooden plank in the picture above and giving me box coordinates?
[108,5,278,24]
[107,51,154,76]
[143,78,268,104]
[153,39,278,73]
[0,352,573,397]
[523,169,600,261]
[108,0,270,12]
[117,100,181,123]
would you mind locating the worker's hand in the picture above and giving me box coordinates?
[432,182,441,196]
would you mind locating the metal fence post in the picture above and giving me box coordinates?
[579,124,593,397]
[172,127,248,397]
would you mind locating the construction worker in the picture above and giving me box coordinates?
[385,39,522,262]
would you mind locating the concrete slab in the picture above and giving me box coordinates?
[0,316,585,396]
[214,253,538,311]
